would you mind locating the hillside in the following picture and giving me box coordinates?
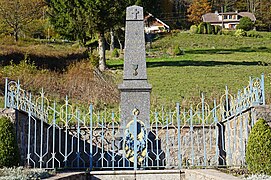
[1,31,271,109]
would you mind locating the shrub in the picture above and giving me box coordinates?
[173,45,184,56]
[112,48,119,58]
[246,119,271,175]
[89,53,99,68]
[214,25,222,34]
[0,167,52,179]
[237,17,253,31]
[247,30,263,38]
[0,116,20,167]
[234,29,247,37]
[190,25,198,34]
[197,22,206,34]
[206,23,213,34]
[222,29,235,36]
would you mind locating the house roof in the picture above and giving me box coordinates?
[238,12,256,21]
[144,13,170,29]
[202,11,256,23]
[202,13,219,23]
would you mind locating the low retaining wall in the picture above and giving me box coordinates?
[45,169,241,180]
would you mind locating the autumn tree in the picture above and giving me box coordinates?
[187,0,212,25]
[0,0,45,41]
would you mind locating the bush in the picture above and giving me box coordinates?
[0,116,20,167]
[112,48,119,58]
[197,22,206,34]
[246,119,271,175]
[173,45,184,56]
[206,23,213,34]
[234,29,247,37]
[214,25,222,35]
[247,30,263,38]
[237,17,253,31]
[222,29,235,36]
[190,25,198,34]
[0,167,52,179]
[89,53,99,68]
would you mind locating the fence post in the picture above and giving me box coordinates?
[133,114,137,170]
[112,111,115,170]
[4,78,8,108]
[89,104,93,170]
[155,112,159,168]
[16,80,20,110]
[176,103,181,169]
[261,73,265,105]
[201,93,207,167]
[190,106,194,166]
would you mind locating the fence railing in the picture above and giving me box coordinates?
[4,74,265,169]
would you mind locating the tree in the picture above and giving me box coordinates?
[0,0,45,41]
[48,0,91,45]
[237,17,253,31]
[49,0,134,71]
[187,0,212,25]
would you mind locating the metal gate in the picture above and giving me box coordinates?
[4,74,265,170]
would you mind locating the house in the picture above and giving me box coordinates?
[202,11,256,29]
[144,13,170,33]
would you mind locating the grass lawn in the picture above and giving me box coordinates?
[0,32,270,109]
[108,31,271,108]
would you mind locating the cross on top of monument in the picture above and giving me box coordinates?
[131,8,140,19]
[126,5,143,20]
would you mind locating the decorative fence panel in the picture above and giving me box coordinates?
[4,74,265,170]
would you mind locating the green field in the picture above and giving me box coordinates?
[0,31,271,109]
[108,31,271,108]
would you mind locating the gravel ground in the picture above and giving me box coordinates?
[244,174,271,180]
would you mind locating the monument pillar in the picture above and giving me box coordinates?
[118,5,152,129]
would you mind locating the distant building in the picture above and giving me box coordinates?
[202,11,256,29]
[144,13,170,33]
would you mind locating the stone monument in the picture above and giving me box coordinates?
[118,5,152,129]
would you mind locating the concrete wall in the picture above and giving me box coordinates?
[223,105,271,166]
[45,170,241,180]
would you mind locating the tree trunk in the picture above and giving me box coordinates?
[117,36,123,51]
[110,29,115,52]
[98,32,106,71]
[14,29,18,42]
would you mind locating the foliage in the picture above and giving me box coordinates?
[48,0,134,71]
[206,23,213,34]
[197,22,206,34]
[0,167,52,179]
[237,17,254,31]
[247,30,263,38]
[173,45,184,56]
[214,25,221,35]
[187,0,212,25]
[234,29,247,37]
[190,25,198,34]
[0,0,45,41]
[0,116,20,167]
[23,19,48,39]
[112,48,120,58]
[135,0,161,16]
[246,119,271,175]
[221,29,235,36]
[89,53,99,68]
